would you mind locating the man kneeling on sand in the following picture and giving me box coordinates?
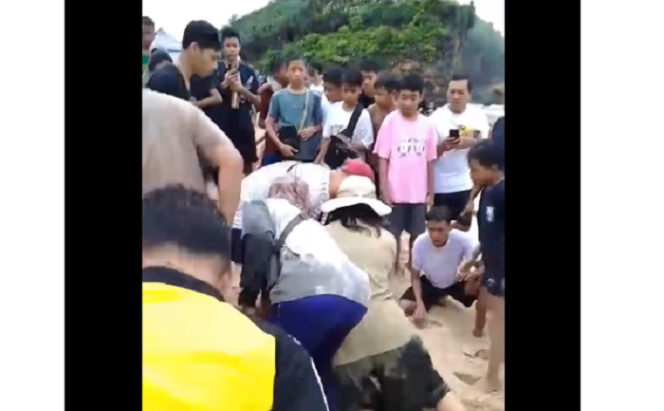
[399,206,486,336]
[323,176,467,411]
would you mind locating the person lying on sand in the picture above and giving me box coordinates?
[323,176,467,411]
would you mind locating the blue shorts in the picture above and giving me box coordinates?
[269,295,367,410]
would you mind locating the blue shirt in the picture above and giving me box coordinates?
[268,89,323,161]
[492,116,505,169]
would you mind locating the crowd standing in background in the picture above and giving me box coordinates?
[143,16,504,411]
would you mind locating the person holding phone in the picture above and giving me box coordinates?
[265,57,323,163]
[428,74,490,231]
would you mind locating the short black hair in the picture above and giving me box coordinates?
[142,16,155,27]
[426,206,453,223]
[286,55,306,66]
[468,140,504,170]
[375,73,401,93]
[182,20,221,50]
[148,50,173,72]
[449,73,473,93]
[220,26,241,43]
[342,68,363,88]
[309,61,323,75]
[323,67,344,87]
[359,60,381,73]
[270,59,287,74]
[399,74,425,94]
[142,185,231,262]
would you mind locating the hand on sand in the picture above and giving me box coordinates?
[412,303,427,329]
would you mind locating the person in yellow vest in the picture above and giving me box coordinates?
[142,185,329,411]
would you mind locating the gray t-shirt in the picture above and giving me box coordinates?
[269,89,323,161]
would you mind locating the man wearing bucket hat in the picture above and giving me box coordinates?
[323,176,467,411]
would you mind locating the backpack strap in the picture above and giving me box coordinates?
[341,104,364,139]
[272,215,305,254]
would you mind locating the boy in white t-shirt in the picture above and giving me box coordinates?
[317,68,374,164]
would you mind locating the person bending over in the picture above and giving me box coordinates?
[239,182,370,410]
[142,89,243,224]
[322,177,467,411]
[229,159,375,265]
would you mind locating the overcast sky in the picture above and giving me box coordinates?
[143,0,504,40]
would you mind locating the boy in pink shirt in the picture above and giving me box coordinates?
[373,74,437,272]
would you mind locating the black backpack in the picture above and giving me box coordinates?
[238,201,305,308]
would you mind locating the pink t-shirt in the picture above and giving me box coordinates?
[373,111,437,204]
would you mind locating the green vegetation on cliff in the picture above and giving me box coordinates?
[229,0,504,102]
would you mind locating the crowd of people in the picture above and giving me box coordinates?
[142,16,505,411]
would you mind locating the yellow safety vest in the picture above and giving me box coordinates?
[143,281,276,411]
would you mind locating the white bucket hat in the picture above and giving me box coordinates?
[320,176,391,216]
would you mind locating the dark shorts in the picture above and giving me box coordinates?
[401,275,477,310]
[434,190,472,222]
[335,337,451,411]
[483,270,505,298]
[231,228,243,264]
[269,295,367,411]
[387,203,426,238]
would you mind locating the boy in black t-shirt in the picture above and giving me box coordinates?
[146,20,221,101]
[458,139,505,393]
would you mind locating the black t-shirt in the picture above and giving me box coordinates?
[492,116,505,166]
[199,64,258,134]
[477,180,505,281]
[192,63,259,160]
[255,320,329,411]
[146,64,191,101]
[359,93,375,109]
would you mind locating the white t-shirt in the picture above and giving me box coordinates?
[309,83,324,94]
[323,102,374,161]
[412,230,477,289]
[232,161,331,228]
[321,94,331,124]
[428,104,490,193]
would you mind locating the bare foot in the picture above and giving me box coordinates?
[472,328,484,338]
[475,376,501,393]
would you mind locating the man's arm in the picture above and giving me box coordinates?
[190,106,243,223]
[265,93,283,145]
[254,321,329,411]
[374,117,392,203]
[456,112,490,149]
[196,88,222,109]
[410,238,426,308]
[233,67,261,107]
[258,88,274,128]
